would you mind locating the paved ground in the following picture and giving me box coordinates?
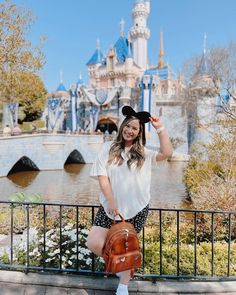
[0,270,236,294]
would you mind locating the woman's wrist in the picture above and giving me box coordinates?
[156,126,165,134]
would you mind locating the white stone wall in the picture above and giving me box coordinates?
[195,96,218,145]
[0,134,104,177]
[158,103,188,154]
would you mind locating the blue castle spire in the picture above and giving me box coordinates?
[86,39,103,65]
[197,33,209,75]
[56,70,67,91]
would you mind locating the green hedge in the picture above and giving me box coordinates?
[144,241,236,276]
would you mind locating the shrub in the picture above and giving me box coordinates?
[184,135,236,212]
[144,241,236,276]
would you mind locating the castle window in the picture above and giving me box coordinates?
[109,57,114,70]
[159,107,163,116]
[161,85,168,95]
[172,85,177,95]
[111,78,115,87]
[161,85,165,95]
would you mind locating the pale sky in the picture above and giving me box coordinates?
[14,0,236,91]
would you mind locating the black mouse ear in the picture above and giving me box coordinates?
[122,105,151,124]
[122,106,136,117]
[136,111,151,123]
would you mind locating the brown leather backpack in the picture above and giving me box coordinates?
[102,214,142,274]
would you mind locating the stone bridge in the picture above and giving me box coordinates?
[0,133,104,177]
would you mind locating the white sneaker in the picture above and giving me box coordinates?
[116,283,129,295]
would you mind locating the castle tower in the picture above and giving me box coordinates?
[189,34,218,148]
[129,0,150,71]
[140,74,159,146]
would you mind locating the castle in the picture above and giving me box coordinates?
[46,0,220,158]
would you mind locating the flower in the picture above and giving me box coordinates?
[86,258,92,265]
[0,223,96,271]
[68,260,73,266]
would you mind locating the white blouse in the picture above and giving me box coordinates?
[90,141,158,220]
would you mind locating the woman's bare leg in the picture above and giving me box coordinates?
[119,270,131,285]
[86,226,109,256]
[116,270,131,294]
[87,226,131,294]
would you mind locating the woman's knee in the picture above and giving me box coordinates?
[86,226,108,254]
[87,234,102,250]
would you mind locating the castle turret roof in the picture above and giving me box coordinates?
[114,36,132,63]
[86,48,103,65]
[196,34,210,76]
[196,51,209,76]
[76,72,84,86]
[56,82,67,92]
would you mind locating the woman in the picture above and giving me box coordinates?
[87,105,173,295]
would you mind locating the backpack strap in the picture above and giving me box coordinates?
[113,213,125,224]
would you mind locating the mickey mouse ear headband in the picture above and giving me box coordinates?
[122,106,151,124]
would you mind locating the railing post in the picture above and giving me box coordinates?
[10,203,14,265]
[227,213,232,277]
[26,204,30,273]
[59,205,62,270]
[43,204,46,269]
[211,213,215,277]
[76,206,79,271]
[194,212,197,277]
[142,226,145,273]
[91,206,95,273]
[176,211,180,277]
[159,210,162,276]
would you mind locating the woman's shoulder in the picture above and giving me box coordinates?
[99,140,114,154]
[102,140,113,149]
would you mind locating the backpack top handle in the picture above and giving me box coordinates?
[113,213,125,224]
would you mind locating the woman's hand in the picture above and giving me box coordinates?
[149,116,163,130]
[107,198,118,217]
[98,175,119,217]
[149,116,173,161]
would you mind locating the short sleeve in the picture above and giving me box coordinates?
[145,147,158,165]
[90,141,111,179]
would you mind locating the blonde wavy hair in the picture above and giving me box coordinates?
[107,116,146,169]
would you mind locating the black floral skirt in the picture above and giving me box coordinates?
[93,204,149,233]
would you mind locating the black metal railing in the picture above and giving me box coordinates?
[0,201,236,281]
